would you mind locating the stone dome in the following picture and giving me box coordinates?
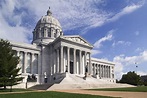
[32,8,63,44]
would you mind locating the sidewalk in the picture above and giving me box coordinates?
[53,89,147,98]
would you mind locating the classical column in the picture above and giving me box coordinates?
[34,54,39,74]
[93,64,95,75]
[73,49,76,74]
[50,47,53,75]
[84,51,87,74]
[67,47,70,73]
[24,52,27,73]
[31,53,35,74]
[37,53,41,75]
[16,51,19,66]
[60,46,63,73]
[16,51,21,73]
[96,64,98,75]
[103,65,105,78]
[101,65,103,78]
[16,51,19,57]
[106,66,107,78]
[79,50,82,74]
[57,49,59,73]
[104,65,106,78]
[110,66,112,78]
[97,64,99,76]
[89,53,92,75]
[51,47,54,75]
[107,66,109,78]
[108,66,109,78]
[107,66,108,78]
[104,65,105,78]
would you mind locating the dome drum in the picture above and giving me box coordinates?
[32,9,63,44]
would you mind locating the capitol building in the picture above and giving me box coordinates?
[11,8,116,89]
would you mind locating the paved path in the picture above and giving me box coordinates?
[1,89,147,98]
[53,89,147,98]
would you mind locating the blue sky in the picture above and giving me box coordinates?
[0,0,147,79]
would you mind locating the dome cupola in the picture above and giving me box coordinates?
[32,8,63,44]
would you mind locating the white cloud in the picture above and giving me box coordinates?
[91,50,102,56]
[108,4,143,22]
[112,41,131,47]
[21,0,110,31]
[141,51,147,61]
[0,0,30,43]
[135,47,142,52]
[0,0,144,43]
[137,71,147,76]
[94,29,114,48]
[113,50,147,79]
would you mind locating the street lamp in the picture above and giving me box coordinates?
[10,75,13,92]
[135,62,138,74]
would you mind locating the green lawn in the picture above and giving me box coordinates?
[0,91,116,98]
[0,88,32,92]
[90,86,147,92]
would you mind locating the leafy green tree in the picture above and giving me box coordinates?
[0,39,23,89]
[119,71,142,86]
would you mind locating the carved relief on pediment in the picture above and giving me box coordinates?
[64,36,89,46]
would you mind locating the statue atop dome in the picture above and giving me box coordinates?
[47,7,52,16]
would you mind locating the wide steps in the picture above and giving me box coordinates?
[29,83,53,90]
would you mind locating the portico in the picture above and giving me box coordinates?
[50,35,93,76]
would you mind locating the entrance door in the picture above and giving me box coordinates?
[70,61,73,74]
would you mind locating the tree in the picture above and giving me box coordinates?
[119,71,142,86]
[0,39,23,89]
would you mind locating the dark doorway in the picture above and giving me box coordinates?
[70,61,73,74]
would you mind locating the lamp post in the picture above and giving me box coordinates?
[10,75,13,92]
[135,62,138,74]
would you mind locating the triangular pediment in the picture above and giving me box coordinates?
[62,35,93,47]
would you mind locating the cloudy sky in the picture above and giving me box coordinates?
[0,0,147,79]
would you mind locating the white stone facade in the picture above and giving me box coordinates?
[10,8,115,88]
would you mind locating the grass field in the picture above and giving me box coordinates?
[0,88,32,92]
[91,86,147,92]
[0,91,116,98]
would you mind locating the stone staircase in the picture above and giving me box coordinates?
[28,73,135,90]
[48,74,135,90]
[29,83,54,90]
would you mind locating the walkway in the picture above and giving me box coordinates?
[53,89,147,98]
